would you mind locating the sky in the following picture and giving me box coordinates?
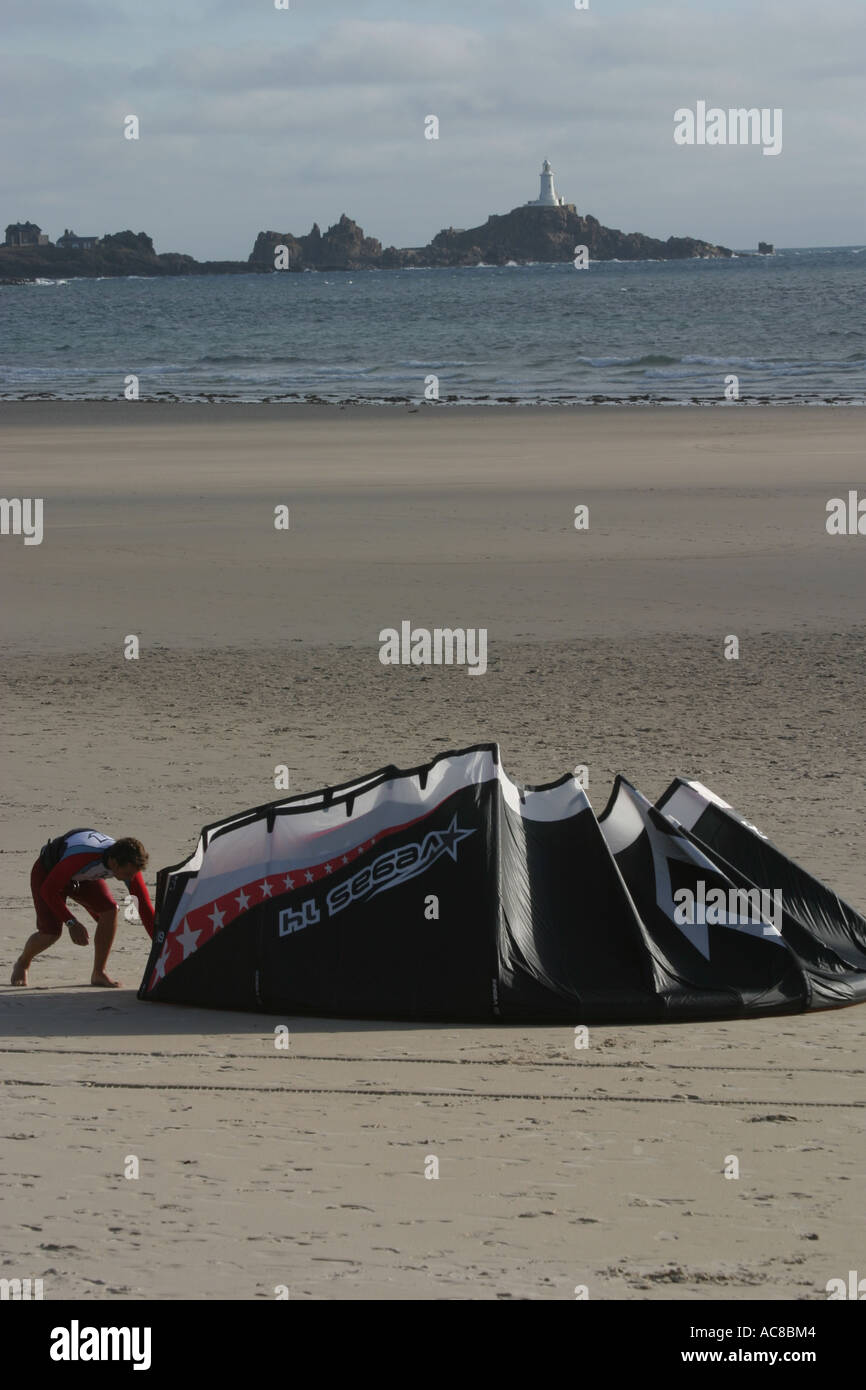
[1,0,864,258]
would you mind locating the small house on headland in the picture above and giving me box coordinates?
[56,229,100,250]
[4,221,52,247]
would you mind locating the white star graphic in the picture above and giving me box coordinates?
[178,918,202,958]
[209,903,226,931]
[260,879,273,898]
[153,950,168,982]
[324,862,333,874]
[235,888,250,911]
[341,855,349,865]
[305,870,314,883]
[283,874,295,890]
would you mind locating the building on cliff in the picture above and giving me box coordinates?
[524,160,575,213]
[56,229,100,250]
[4,221,52,247]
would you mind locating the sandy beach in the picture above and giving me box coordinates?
[2,404,865,1300]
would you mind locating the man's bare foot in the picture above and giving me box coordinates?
[90,970,120,988]
[11,958,29,986]
[68,922,90,947]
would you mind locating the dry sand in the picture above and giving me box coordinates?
[1,403,864,1300]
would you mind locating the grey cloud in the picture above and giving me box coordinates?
[2,0,863,257]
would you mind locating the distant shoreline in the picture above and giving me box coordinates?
[4,245,852,289]
[1,202,738,281]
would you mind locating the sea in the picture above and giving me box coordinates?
[1,246,863,405]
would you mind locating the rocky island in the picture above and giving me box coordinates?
[248,205,730,272]
[2,161,733,282]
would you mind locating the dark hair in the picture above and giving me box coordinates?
[110,837,148,871]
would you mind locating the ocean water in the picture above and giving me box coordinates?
[0,247,863,405]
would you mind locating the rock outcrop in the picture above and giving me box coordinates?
[100,230,155,253]
[418,206,730,265]
[249,215,384,271]
[0,237,255,280]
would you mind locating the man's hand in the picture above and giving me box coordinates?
[66,918,90,947]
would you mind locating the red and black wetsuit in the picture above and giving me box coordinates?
[30,829,155,939]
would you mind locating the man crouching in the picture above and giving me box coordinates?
[11,829,155,988]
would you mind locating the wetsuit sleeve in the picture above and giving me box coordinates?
[130,872,155,939]
[39,852,95,923]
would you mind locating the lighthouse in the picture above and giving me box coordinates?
[527,159,566,208]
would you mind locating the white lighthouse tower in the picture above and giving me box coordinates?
[527,159,566,208]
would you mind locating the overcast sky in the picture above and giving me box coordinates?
[2,0,863,257]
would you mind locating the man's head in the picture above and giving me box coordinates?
[106,837,149,884]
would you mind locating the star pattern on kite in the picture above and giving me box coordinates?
[147,811,444,993]
[178,918,202,959]
[147,835,387,990]
[436,815,476,861]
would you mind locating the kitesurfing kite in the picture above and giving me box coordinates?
[138,745,866,1020]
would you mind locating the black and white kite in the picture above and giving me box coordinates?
[138,745,866,1021]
